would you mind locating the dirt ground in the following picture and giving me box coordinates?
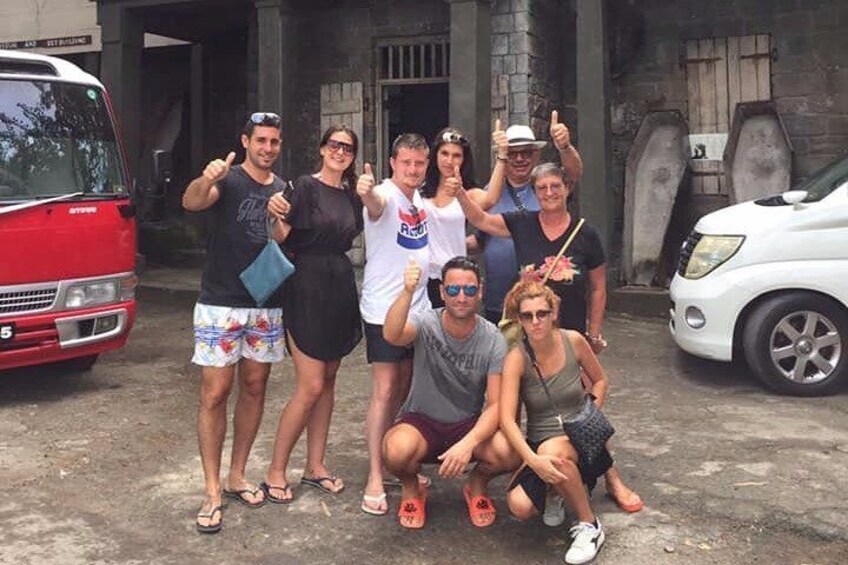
[1,286,847,565]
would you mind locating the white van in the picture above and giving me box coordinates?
[669,155,848,396]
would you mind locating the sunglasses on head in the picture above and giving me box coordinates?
[250,112,282,127]
[518,309,552,323]
[444,284,479,298]
[441,131,467,145]
[325,138,355,155]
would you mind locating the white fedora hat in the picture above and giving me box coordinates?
[504,125,547,149]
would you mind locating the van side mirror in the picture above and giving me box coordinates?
[152,150,172,189]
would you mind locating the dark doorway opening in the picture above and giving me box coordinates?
[383,82,448,172]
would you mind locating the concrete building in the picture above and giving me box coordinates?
[4,0,847,284]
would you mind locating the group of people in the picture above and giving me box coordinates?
[182,110,642,564]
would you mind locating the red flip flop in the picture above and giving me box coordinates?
[608,491,644,513]
[463,484,496,528]
[397,496,426,529]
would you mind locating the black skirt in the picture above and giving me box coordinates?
[283,252,362,361]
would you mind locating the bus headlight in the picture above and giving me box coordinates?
[65,281,118,308]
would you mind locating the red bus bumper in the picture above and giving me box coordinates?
[0,300,136,371]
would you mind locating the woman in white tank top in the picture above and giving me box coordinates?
[420,124,509,306]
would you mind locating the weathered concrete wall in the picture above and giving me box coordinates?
[607,0,848,282]
[610,0,848,192]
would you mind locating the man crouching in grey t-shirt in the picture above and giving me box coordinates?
[382,256,520,529]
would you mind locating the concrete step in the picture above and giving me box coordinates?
[609,285,669,319]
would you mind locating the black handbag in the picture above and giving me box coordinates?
[522,334,615,465]
[239,217,295,307]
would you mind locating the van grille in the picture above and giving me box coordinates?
[0,287,58,315]
[677,231,703,276]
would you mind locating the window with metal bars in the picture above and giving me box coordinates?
[378,41,450,82]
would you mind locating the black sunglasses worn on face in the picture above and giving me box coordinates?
[518,309,552,323]
[326,138,355,155]
[444,284,479,298]
[250,112,282,127]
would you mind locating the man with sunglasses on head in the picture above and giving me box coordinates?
[381,256,518,529]
[471,110,583,324]
[182,112,289,534]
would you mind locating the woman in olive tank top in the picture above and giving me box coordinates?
[499,281,609,564]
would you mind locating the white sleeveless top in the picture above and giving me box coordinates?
[422,196,466,280]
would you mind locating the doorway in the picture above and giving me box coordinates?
[382,83,448,174]
[375,38,450,177]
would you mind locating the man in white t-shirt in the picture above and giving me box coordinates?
[357,133,431,516]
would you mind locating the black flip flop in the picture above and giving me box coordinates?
[196,505,223,534]
[223,485,266,508]
[260,481,294,504]
[300,475,345,495]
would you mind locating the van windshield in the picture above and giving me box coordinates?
[796,154,848,203]
[0,79,126,202]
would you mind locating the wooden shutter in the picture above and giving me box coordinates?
[320,82,364,173]
[684,34,771,194]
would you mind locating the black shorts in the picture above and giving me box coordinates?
[507,438,614,513]
[364,322,413,363]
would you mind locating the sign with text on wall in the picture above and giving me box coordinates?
[0,35,92,50]
[688,133,728,161]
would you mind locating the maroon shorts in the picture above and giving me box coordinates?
[396,412,478,464]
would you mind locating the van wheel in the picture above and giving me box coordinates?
[743,293,847,396]
[61,354,99,372]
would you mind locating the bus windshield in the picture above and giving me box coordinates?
[0,79,127,201]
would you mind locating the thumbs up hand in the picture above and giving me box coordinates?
[444,164,463,197]
[492,118,508,160]
[203,151,235,184]
[357,162,376,198]
[403,257,422,292]
[550,110,571,152]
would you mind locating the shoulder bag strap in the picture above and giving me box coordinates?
[540,217,584,285]
[505,184,525,212]
[522,334,565,426]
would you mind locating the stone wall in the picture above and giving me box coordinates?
[610,0,848,191]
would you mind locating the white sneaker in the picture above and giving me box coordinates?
[564,520,605,565]
[542,492,566,527]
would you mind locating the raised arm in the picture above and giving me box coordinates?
[450,170,510,238]
[382,258,421,346]
[550,110,583,183]
[467,118,509,211]
[266,192,292,243]
[357,162,386,221]
[182,151,234,211]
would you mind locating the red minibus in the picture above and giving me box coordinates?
[0,50,136,371]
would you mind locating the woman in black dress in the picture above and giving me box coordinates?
[452,162,644,514]
[263,125,363,501]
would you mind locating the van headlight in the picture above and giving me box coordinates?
[65,281,119,308]
[684,235,744,279]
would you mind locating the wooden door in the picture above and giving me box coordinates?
[320,81,364,174]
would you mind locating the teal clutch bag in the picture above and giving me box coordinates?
[239,218,295,306]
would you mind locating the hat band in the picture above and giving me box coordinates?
[508,137,538,143]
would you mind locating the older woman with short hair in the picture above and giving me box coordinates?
[451,161,643,515]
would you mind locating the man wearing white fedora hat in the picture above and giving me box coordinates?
[472,110,583,324]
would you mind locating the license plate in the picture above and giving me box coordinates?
[0,322,15,342]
